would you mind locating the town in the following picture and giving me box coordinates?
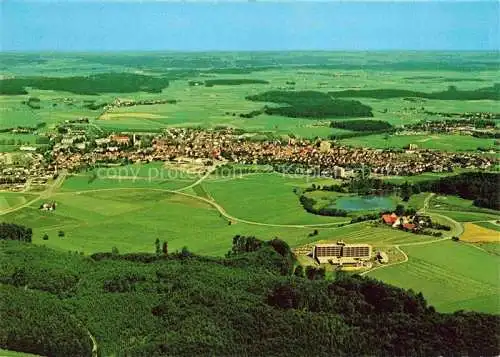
[0,125,496,191]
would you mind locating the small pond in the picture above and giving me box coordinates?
[331,196,395,212]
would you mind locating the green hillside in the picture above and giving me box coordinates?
[1,239,499,357]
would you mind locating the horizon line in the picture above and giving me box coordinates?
[2,49,499,54]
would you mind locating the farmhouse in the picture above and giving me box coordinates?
[312,241,372,266]
[39,202,57,211]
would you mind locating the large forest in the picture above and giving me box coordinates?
[0,237,499,357]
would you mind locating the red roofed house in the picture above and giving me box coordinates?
[110,135,130,145]
[382,213,398,225]
[403,223,416,231]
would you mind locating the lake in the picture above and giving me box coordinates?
[332,196,395,212]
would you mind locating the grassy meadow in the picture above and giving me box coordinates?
[339,133,496,152]
[368,240,500,313]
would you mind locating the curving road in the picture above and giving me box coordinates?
[54,186,350,229]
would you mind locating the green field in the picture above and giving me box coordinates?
[0,349,44,357]
[0,192,37,210]
[340,133,496,152]
[322,222,437,246]
[369,240,500,313]
[474,221,500,231]
[203,173,348,225]
[428,195,500,221]
[2,182,344,256]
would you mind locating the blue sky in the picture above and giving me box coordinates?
[1,1,499,51]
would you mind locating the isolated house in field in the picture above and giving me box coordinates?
[39,202,57,211]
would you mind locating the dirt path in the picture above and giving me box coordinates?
[87,328,98,357]
[175,165,218,192]
[420,192,435,213]
[360,245,408,276]
[54,187,350,229]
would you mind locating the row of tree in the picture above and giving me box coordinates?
[0,223,32,242]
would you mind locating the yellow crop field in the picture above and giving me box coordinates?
[461,223,500,243]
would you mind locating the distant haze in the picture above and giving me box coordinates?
[1,1,499,51]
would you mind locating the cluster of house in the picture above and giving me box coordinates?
[106,98,177,109]
[381,212,437,233]
[0,153,54,191]
[50,128,493,175]
[401,117,499,138]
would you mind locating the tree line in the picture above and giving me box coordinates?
[330,119,394,132]
[0,223,32,242]
[1,73,171,96]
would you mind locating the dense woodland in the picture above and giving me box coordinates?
[330,119,393,132]
[329,84,500,101]
[0,223,32,242]
[1,237,499,357]
[246,91,374,118]
[0,73,171,95]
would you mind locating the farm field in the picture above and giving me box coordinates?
[203,173,349,225]
[1,185,344,256]
[474,221,500,231]
[368,240,500,313]
[428,195,500,221]
[60,163,199,192]
[460,223,499,243]
[313,222,437,246]
[428,210,499,222]
[0,192,37,211]
[339,133,496,152]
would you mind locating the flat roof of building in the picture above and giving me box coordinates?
[314,243,371,248]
